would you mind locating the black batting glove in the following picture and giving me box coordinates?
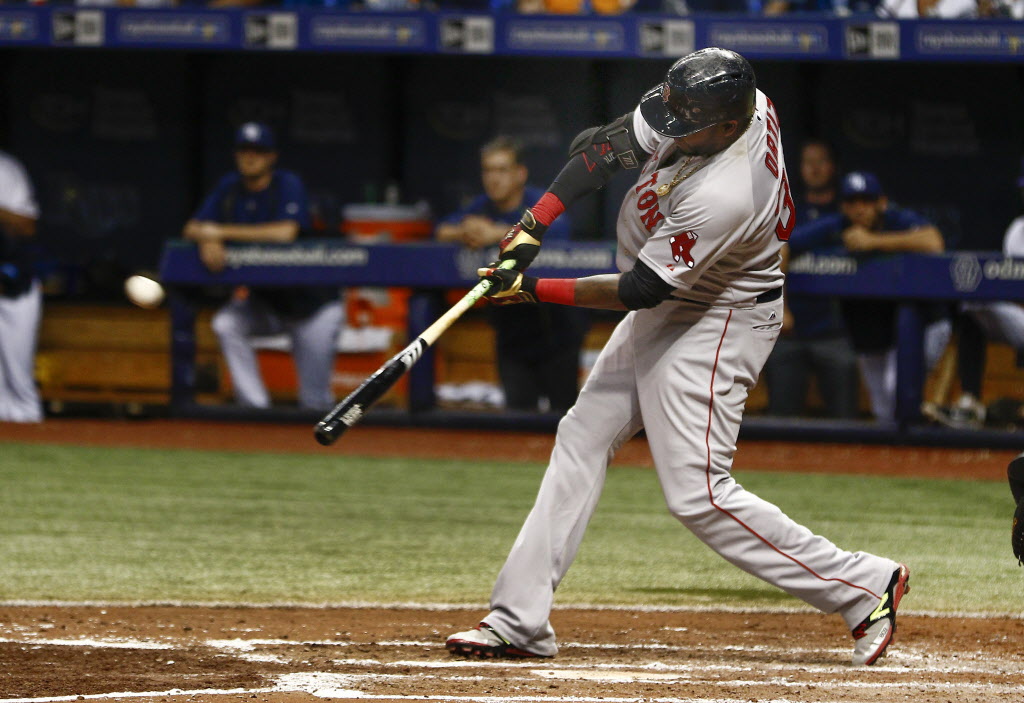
[477,266,539,306]
[490,208,547,272]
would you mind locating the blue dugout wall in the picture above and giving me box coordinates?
[2,10,1023,295]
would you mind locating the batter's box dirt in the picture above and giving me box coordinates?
[1,606,1022,703]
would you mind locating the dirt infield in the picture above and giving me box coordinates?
[1,418,1022,702]
[2,605,1023,702]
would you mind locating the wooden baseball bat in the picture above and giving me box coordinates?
[314,260,516,446]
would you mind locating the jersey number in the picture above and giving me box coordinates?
[774,171,795,242]
[763,97,795,242]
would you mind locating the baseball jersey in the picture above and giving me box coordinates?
[438,185,571,242]
[788,206,931,254]
[616,89,788,306]
[0,151,40,298]
[193,169,333,318]
[193,170,311,230]
[787,194,846,340]
[789,206,939,353]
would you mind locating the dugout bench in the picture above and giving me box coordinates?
[158,241,1024,429]
[157,239,619,415]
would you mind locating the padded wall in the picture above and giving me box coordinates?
[199,53,397,235]
[6,50,191,284]
[400,55,601,240]
[814,62,1024,250]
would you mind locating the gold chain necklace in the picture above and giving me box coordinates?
[656,156,700,197]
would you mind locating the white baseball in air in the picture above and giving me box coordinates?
[124,275,166,309]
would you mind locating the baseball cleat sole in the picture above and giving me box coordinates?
[852,563,911,666]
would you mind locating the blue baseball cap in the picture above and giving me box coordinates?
[235,121,276,150]
[840,171,883,199]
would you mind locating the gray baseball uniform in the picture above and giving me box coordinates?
[480,91,898,656]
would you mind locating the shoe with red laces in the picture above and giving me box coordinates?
[445,622,545,659]
[851,563,911,666]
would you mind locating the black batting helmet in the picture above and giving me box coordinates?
[639,48,756,138]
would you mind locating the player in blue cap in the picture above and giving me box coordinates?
[790,170,951,422]
[183,122,344,410]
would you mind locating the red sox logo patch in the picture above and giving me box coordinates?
[669,231,698,269]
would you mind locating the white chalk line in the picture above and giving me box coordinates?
[2,633,1018,677]
[5,668,1024,703]
[0,636,174,650]
[4,655,1024,703]
[4,631,1022,703]
[0,687,864,703]
[344,654,1014,677]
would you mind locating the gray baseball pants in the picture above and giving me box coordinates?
[213,297,344,409]
[484,297,897,656]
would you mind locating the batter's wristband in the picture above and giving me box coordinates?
[535,278,577,306]
[530,192,566,228]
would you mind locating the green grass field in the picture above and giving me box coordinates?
[0,441,1018,613]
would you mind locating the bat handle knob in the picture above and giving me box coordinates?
[314,422,339,446]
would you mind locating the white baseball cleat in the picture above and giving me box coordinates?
[445,622,545,659]
[851,563,911,666]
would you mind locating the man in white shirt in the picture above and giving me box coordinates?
[0,150,42,423]
[930,160,1024,428]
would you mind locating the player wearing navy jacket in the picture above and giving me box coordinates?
[183,122,343,410]
[437,137,587,413]
[788,171,950,422]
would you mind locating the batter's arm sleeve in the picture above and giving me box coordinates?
[617,259,677,310]
[498,110,654,268]
[492,260,674,311]
[481,265,672,312]
[547,111,652,207]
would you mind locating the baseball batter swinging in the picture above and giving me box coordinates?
[447,48,910,666]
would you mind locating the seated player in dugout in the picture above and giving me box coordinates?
[445,48,909,667]
[788,171,950,423]
[925,157,1024,430]
[436,136,589,414]
[182,122,344,410]
[764,138,859,419]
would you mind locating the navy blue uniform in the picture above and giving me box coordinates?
[194,170,335,317]
[439,186,588,413]
[790,206,943,353]
[195,168,343,409]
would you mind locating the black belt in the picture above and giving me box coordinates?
[672,286,782,307]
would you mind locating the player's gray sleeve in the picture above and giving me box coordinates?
[617,259,676,310]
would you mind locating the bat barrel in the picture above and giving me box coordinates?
[312,269,505,447]
[312,352,411,445]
